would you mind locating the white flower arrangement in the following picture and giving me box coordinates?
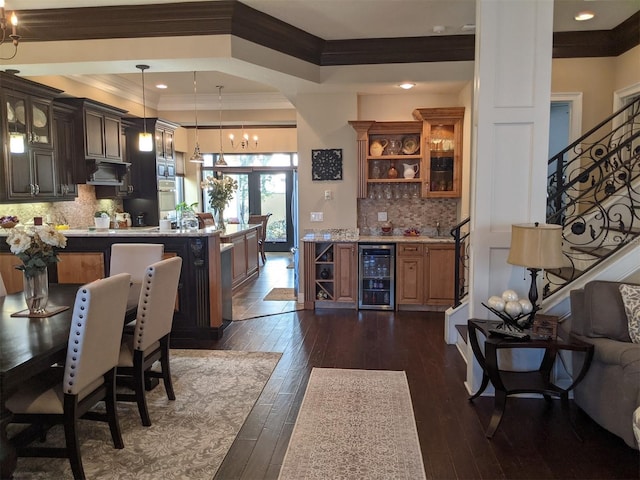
[6,225,67,277]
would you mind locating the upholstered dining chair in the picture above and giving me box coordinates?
[5,273,132,480]
[116,256,182,426]
[248,213,272,265]
[109,243,164,283]
[195,212,215,229]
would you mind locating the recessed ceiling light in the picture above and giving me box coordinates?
[399,83,415,90]
[574,11,595,21]
[433,25,445,34]
[156,83,168,89]
[461,24,476,32]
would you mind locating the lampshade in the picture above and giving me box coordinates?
[507,223,565,269]
[138,131,153,152]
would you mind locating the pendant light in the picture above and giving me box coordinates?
[216,85,227,166]
[136,64,153,152]
[189,71,204,163]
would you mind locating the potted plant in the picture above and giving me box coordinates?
[175,202,199,230]
[94,211,110,230]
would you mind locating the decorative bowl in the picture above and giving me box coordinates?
[0,221,17,229]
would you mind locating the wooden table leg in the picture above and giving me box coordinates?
[1,410,17,479]
[486,390,507,438]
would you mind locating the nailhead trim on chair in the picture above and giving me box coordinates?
[135,268,155,350]
[66,288,89,393]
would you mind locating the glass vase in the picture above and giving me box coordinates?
[215,208,225,230]
[23,267,49,315]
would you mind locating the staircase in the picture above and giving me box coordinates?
[445,96,640,345]
[545,95,640,297]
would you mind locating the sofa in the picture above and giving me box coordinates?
[567,280,640,449]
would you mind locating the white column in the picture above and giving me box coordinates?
[466,0,554,392]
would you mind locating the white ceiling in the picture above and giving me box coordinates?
[6,0,639,120]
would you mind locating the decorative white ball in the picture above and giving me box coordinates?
[502,289,519,302]
[518,298,534,314]
[504,300,523,318]
[487,295,505,311]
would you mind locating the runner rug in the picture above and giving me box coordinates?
[278,368,426,480]
[263,287,297,301]
[11,349,281,480]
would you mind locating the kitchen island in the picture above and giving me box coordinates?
[0,224,260,340]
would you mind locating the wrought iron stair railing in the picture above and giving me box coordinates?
[450,217,470,308]
[545,96,640,296]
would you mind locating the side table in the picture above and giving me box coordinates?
[467,319,594,438]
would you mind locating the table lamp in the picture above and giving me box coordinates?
[507,222,564,328]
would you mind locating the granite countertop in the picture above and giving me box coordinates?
[301,233,454,243]
[0,226,224,237]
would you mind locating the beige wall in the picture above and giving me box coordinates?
[551,57,616,131]
[613,45,640,92]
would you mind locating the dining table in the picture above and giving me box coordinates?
[0,283,139,478]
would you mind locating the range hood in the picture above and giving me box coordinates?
[86,158,131,185]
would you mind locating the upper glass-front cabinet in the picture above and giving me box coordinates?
[413,107,465,199]
[5,92,54,149]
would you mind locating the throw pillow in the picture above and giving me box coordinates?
[619,284,640,344]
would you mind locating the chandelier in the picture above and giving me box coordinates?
[0,1,19,61]
[189,71,204,163]
[229,125,259,150]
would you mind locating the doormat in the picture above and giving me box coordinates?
[264,287,297,301]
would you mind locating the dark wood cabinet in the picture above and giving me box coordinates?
[53,102,78,199]
[0,72,62,202]
[122,118,179,226]
[54,97,128,186]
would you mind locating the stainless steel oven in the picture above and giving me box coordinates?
[158,178,177,219]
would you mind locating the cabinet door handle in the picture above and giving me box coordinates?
[34,184,40,195]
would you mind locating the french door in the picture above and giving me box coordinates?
[209,170,295,252]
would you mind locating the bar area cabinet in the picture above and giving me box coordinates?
[349,120,424,199]
[304,241,357,309]
[412,107,465,198]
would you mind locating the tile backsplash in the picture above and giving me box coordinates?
[0,185,122,228]
[358,197,458,236]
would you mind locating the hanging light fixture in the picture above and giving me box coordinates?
[216,85,227,166]
[229,123,258,150]
[136,64,153,152]
[189,71,204,163]
[0,0,20,61]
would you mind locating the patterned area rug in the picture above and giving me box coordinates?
[279,368,426,480]
[11,349,281,480]
[263,287,297,301]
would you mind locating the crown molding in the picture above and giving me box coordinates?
[15,1,638,67]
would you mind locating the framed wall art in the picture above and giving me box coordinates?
[312,148,343,181]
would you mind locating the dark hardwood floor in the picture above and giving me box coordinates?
[187,254,640,479]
